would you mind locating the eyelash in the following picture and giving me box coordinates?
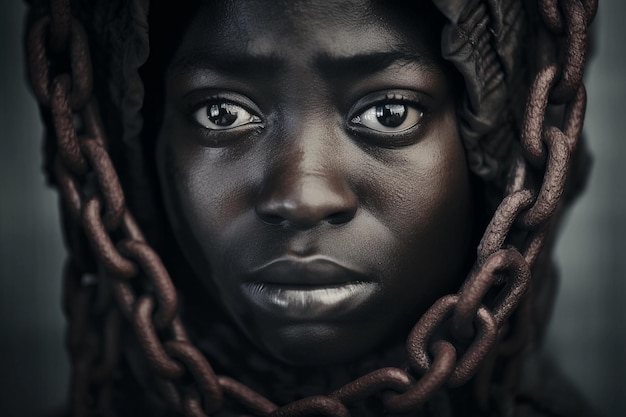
[187,91,429,146]
[191,97,263,131]
[350,102,424,132]
[346,92,430,147]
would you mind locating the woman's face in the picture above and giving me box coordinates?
[157,0,473,365]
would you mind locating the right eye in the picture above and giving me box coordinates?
[193,101,262,130]
[351,102,423,133]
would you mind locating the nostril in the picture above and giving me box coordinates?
[326,210,355,225]
[255,172,358,229]
[258,212,286,226]
[256,202,356,229]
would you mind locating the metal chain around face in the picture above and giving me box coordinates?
[25,0,595,415]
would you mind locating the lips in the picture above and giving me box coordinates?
[240,257,378,319]
[247,257,369,286]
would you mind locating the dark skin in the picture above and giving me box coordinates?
[156,0,474,366]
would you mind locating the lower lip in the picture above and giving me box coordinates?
[240,282,378,319]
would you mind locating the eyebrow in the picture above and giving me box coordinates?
[315,51,441,80]
[167,51,285,79]
[167,50,440,81]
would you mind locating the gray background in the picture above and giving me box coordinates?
[1,1,624,416]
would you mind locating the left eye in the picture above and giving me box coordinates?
[193,101,262,130]
[351,103,423,132]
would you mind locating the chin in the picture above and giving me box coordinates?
[251,321,404,367]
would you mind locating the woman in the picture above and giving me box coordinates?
[24,0,597,415]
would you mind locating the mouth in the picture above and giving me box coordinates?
[241,257,378,319]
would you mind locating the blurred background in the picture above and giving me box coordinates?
[1,1,624,416]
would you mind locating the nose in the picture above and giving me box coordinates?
[255,144,358,230]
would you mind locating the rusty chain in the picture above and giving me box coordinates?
[25,0,595,415]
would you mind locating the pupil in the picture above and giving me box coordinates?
[208,103,238,126]
[375,104,407,127]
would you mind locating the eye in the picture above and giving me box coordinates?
[350,103,423,133]
[193,101,262,130]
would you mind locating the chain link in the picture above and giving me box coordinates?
[25,0,595,415]
[408,295,498,387]
[519,126,573,229]
[329,368,413,406]
[27,16,92,110]
[165,341,224,414]
[118,240,178,329]
[453,249,531,335]
[217,376,278,415]
[270,397,350,417]
[383,340,457,414]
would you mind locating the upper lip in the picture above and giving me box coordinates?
[246,256,369,286]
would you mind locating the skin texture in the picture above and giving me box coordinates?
[156,0,474,366]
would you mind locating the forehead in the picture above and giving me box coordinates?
[170,0,444,69]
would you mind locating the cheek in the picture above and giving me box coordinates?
[156,124,237,278]
[411,136,471,241]
[156,121,274,291]
[371,113,471,240]
[157,122,249,234]
[372,111,473,296]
